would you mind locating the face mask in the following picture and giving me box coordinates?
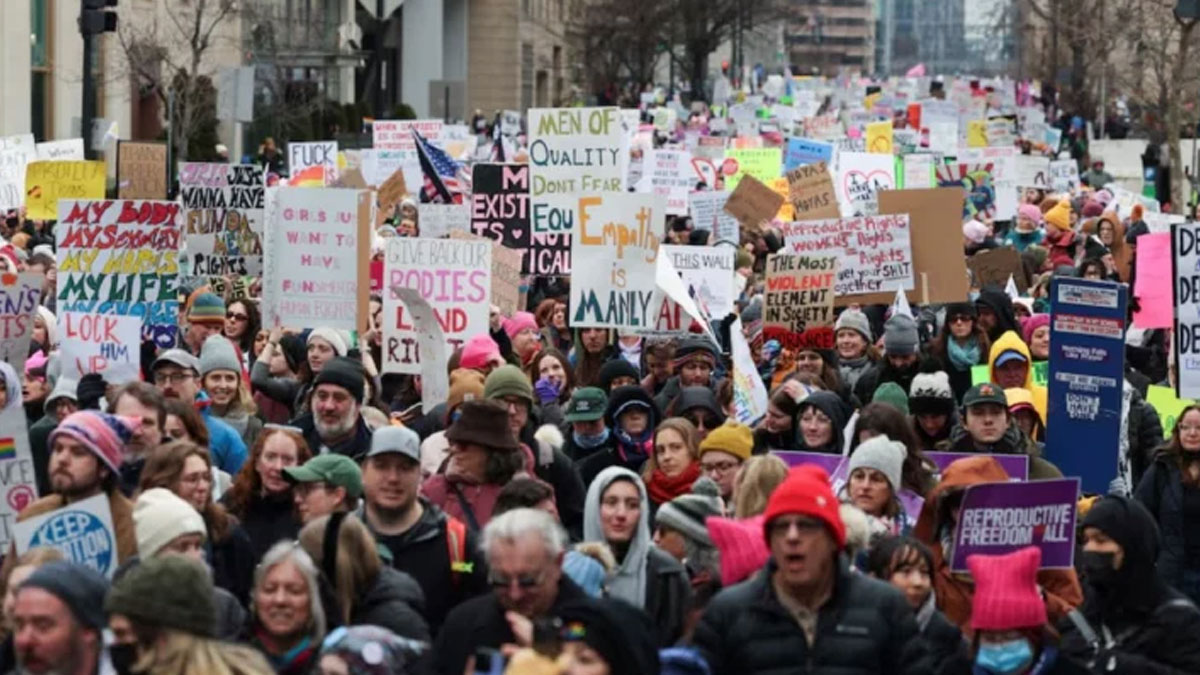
[1080,550,1119,588]
[574,427,611,449]
[976,638,1034,674]
[109,642,139,675]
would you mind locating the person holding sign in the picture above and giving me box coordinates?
[935,384,1062,480]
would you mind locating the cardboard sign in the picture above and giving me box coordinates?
[25,161,105,220]
[178,163,265,278]
[528,107,626,233]
[660,245,735,319]
[491,244,524,318]
[376,169,409,215]
[723,148,782,191]
[950,478,1079,572]
[0,134,36,211]
[925,452,1029,481]
[1046,278,1127,493]
[288,141,338,180]
[60,311,142,384]
[786,161,840,220]
[383,237,491,374]
[781,214,914,296]
[56,199,182,348]
[569,194,662,329]
[1049,159,1080,192]
[731,318,768,425]
[262,188,370,332]
[723,175,783,227]
[764,254,837,349]
[116,141,167,200]
[784,138,833,172]
[967,247,1026,293]
[0,274,41,373]
[35,139,85,161]
[14,493,117,578]
[689,191,738,244]
[835,152,895,216]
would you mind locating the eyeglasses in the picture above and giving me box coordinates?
[226,311,249,322]
[488,569,547,590]
[768,517,825,537]
[154,372,194,385]
[701,460,739,475]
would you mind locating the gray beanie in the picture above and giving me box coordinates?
[20,561,110,630]
[654,477,722,547]
[835,308,872,342]
[45,377,78,407]
[883,313,919,356]
[848,435,906,492]
[199,335,241,376]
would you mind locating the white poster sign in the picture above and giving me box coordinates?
[14,493,116,578]
[528,107,627,235]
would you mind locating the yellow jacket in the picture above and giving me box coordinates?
[988,331,1048,422]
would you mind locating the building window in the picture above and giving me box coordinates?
[30,0,52,141]
[521,43,534,111]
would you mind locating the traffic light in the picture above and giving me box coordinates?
[80,0,118,35]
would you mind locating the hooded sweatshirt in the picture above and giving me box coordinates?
[975,288,1020,342]
[987,330,1047,422]
[912,456,1082,634]
[795,391,848,454]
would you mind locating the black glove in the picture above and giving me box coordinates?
[77,373,107,410]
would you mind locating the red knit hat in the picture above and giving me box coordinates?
[762,465,846,548]
[968,546,1047,631]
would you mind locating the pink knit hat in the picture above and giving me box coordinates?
[459,334,504,371]
[502,311,539,340]
[707,515,770,586]
[968,546,1047,631]
[1017,203,1042,225]
[1021,314,1050,346]
[48,411,139,473]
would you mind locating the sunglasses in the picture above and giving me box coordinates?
[488,570,546,590]
[226,311,249,322]
[949,314,973,324]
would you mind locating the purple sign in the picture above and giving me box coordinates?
[772,450,847,483]
[926,452,1029,481]
[950,478,1080,572]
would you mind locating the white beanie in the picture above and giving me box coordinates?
[134,488,207,558]
[848,435,906,492]
[307,327,349,357]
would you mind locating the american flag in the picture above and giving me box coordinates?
[411,129,465,204]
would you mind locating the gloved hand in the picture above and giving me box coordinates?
[534,377,560,405]
[77,373,107,410]
[1107,475,1129,496]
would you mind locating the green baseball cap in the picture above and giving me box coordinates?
[962,383,1008,409]
[283,454,363,498]
[565,387,607,423]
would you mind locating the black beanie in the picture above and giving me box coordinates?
[598,359,640,391]
[313,356,366,403]
[558,599,660,674]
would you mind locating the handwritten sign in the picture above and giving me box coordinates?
[116,142,167,200]
[781,214,914,296]
[60,311,142,384]
[569,194,661,329]
[471,163,530,250]
[723,148,781,191]
[784,138,833,172]
[689,191,738,243]
[288,141,338,180]
[967,246,1025,293]
[661,245,734,319]
[0,274,41,373]
[640,149,693,215]
[1050,159,1080,193]
[416,204,471,239]
[866,121,894,154]
[179,163,264,277]
[25,161,105,220]
[56,200,182,348]
[764,254,837,349]
[0,134,36,211]
[35,139,84,161]
[373,119,445,192]
[835,152,895,216]
[14,493,117,578]
[786,161,840,220]
[1015,155,1049,189]
[528,107,625,234]
[0,400,38,551]
[382,237,491,374]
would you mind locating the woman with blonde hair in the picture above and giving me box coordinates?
[140,441,256,603]
[297,513,430,641]
[200,335,263,449]
[642,417,701,508]
[731,454,789,518]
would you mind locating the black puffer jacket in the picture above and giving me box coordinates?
[351,566,431,642]
[693,558,925,674]
[1135,455,1199,602]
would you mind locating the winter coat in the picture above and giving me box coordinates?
[421,475,504,533]
[935,420,1062,480]
[361,498,489,634]
[223,489,300,564]
[197,392,249,474]
[916,593,969,669]
[250,358,302,411]
[291,411,373,460]
[1127,386,1164,488]
[1135,454,1200,598]
[853,359,924,408]
[693,557,926,675]
[209,520,257,606]
[975,288,1021,342]
[27,412,56,496]
[1043,227,1078,270]
[350,566,431,642]
[838,355,875,392]
[753,426,797,453]
[913,456,1082,634]
[987,330,1048,421]
[520,420,586,539]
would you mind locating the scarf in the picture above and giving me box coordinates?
[947,337,980,371]
[646,462,701,505]
[614,429,653,468]
[254,629,316,675]
[222,410,250,436]
[574,427,611,450]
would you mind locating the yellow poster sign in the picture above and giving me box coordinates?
[967,120,988,148]
[866,121,894,155]
[24,160,106,220]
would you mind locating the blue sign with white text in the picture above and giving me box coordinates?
[1045,277,1127,493]
[784,138,834,172]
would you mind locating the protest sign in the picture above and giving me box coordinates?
[56,199,182,347]
[13,493,117,578]
[1147,385,1193,438]
[971,361,1048,389]
[835,152,895,216]
[1046,278,1127,493]
[116,142,167,199]
[692,136,725,162]
[569,194,662,329]
[1050,159,1080,192]
[772,450,846,478]
[471,163,530,252]
[763,254,837,349]
[902,154,934,189]
[288,141,337,180]
[376,169,408,214]
[786,161,839,220]
[723,175,784,228]
[986,116,1016,147]
[391,287,449,412]
[261,188,370,333]
[953,147,1017,222]
[950,478,1079,572]
[769,178,794,221]
[1142,211,1185,235]
[781,214,914,297]
[866,120,894,154]
[925,452,1029,481]
[784,138,833,172]
[730,318,768,425]
[966,120,988,147]
[0,274,41,373]
[179,163,265,277]
[688,191,738,244]
[967,247,1026,293]
[723,148,782,191]
[373,119,445,193]
[641,149,693,215]
[1133,232,1172,329]
[635,250,718,339]
[1175,223,1200,398]
[689,157,720,189]
[528,107,626,233]
[448,230,523,317]
[25,161,105,220]
[382,237,490,374]
[59,311,142,384]
[1015,155,1050,189]
[0,134,35,211]
[35,139,85,161]
[863,188,969,306]
[416,204,471,238]
[660,245,734,319]
[0,401,37,550]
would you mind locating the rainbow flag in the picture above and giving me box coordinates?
[0,437,16,460]
[290,165,327,187]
